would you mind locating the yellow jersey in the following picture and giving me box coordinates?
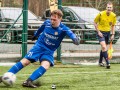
[94,10,116,31]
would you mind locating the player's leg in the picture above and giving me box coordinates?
[22,60,50,88]
[104,32,110,69]
[97,34,104,66]
[0,58,30,84]
[100,41,110,69]
[8,58,31,74]
[99,50,104,66]
[22,51,54,88]
[29,60,50,80]
[97,32,110,68]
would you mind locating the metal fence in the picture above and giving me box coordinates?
[60,0,120,64]
[0,1,23,62]
[0,0,120,64]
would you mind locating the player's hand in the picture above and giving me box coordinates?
[32,36,36,41]
[73,36,80,45]
[98,31,103,37]
[110,34,114,41]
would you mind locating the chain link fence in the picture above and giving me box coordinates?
[0,0,120,64]
[60,0,120,64]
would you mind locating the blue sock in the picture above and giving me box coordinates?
[8,62,23,74]
[102,51,110,65]
[29,66,46,81]
[99,50,103,63]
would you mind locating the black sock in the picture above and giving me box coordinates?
[99,50,103,63]
[102,51,110,65]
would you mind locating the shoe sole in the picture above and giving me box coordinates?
[22,84,37,88]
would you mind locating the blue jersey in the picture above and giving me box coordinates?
[34,19,77,51]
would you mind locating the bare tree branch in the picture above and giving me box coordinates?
[99,0,109,9]
[97,0,102,9]
[86,0,94,8]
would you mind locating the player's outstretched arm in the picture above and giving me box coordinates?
[32,24,45,41]
[65,28,80,45]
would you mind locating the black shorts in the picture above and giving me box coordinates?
[97,31,110,44]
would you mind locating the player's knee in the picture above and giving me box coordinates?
[20,58,31,66]
[42,65,49,70]
[41,61,50,70]
[102,46,107,51]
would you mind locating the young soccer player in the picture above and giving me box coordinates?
[0,9,80,88]
[94,1,116,69]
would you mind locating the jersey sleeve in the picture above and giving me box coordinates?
[65,27,77,40]
[65,27,80,45]
[94,13,101,23]
[34,20,49,37]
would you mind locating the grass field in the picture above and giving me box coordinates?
[0,63,120,90]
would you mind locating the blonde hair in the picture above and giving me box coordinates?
[107,1,113,6]
[51,9,63,18]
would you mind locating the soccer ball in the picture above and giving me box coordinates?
[51,84,56,89]
[2,72,16,86]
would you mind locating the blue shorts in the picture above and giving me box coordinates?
[97,31,110,44]
[24,45,54,66]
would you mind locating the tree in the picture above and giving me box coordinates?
[28,0,49,16]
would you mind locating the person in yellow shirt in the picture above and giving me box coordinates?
[94,1,116,69]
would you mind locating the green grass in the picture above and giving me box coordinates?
[1,64,120,90]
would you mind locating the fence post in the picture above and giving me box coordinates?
[57,0,62,61]
[22,0,28,58]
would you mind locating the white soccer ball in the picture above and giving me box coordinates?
[51,84,56,89]
[2,72,16,86]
